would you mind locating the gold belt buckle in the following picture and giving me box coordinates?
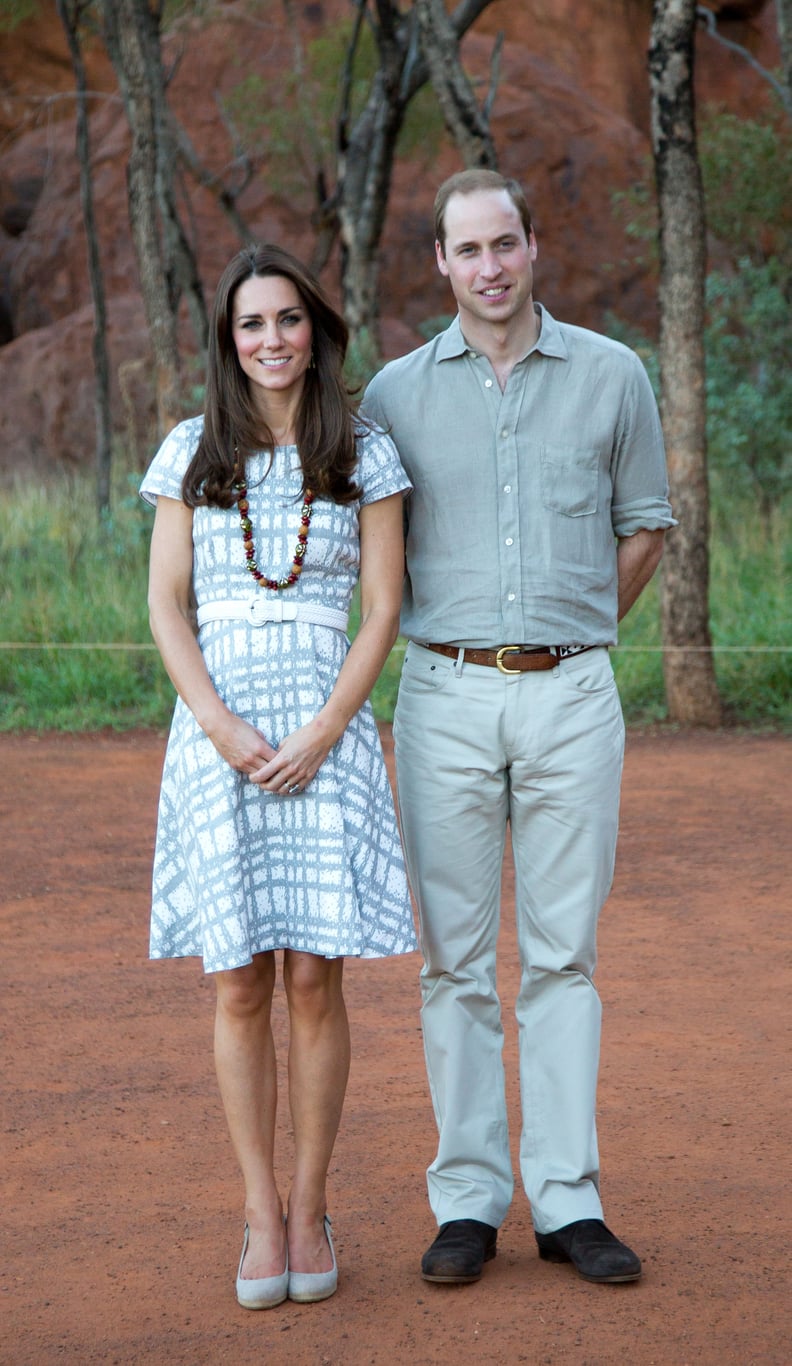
[496,645,522,675]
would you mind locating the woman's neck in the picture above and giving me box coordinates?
[252,388,303,447]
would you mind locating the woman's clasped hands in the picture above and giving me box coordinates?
[207,708,334,795]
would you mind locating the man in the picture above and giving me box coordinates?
[363,169,675,1286]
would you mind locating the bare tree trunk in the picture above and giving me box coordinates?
[415,0,500,167]
[324,0,500,349]
[650,0,722,726]
[57,0,113,517]
[101,0,208,437]
[336,5,410,345]
[102,0,181,436]
[777,0,792,111]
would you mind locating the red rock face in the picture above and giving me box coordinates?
[0,0,780,478]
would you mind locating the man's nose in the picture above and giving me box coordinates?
[478,251,501,278]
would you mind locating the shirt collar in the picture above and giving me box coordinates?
[435,303,569,364]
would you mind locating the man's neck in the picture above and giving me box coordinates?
[459,304,541,390]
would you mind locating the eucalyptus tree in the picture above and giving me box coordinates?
[650,0,722,725]
[317,0,501,350]
[100,0,207,439]
[57,0,113,515]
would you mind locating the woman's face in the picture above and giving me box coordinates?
[231,274,313,412]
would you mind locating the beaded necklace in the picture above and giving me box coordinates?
[233,453,314,591]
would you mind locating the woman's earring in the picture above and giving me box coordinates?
[309,347,316,369]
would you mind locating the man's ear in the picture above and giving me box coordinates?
[435,240,450,277]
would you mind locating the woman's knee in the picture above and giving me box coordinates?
[215,953,276,1018]
[283,951,344,1019]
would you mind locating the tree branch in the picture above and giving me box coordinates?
[482,29,504,124]
[696,4,791,114]
[174,118,254,242]
[448,0,497,39]
[416,0,498,167]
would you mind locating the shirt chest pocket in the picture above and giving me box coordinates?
[539,444,600,517]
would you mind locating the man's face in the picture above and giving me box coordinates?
[436,188,537,331]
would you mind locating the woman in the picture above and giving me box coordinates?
[140,244,416,1309]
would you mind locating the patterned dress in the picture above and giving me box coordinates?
[140,416,417,973]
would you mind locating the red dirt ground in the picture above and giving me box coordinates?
[1,727,790,1366]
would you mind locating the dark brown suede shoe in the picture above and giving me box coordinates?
[535,1219,642,1283]
[421,1219,498,1283]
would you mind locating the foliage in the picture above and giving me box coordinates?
[417,314,454,342]
[162,0,218,23]
[0,0,39,32]
[698,104,792,269]
[705,259,792,522]
[610,101,792,531]
[610,174,657,271]
[220,14,444,207]
[344,326,383,393]
[612,101,792,273]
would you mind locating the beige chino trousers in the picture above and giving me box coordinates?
[394,643,625,1234]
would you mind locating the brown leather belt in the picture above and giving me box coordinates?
[422,643,599,674]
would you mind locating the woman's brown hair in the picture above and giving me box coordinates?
[182,243,363,508]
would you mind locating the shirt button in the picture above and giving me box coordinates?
[484,379,493,388]
[505,537,514,546]
[507,592,516,602]
[503,484,511,493]
[500,429,509,438]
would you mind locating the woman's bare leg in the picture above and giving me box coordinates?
[214,953,287,1278]
[283,951,350,1273]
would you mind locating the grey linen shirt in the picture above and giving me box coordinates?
[362,305,675,649]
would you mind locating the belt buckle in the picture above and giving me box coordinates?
[496,645,522,675]
[247,596,275,626]
[247,597,299,626]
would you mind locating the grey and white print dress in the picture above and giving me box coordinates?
[140,416,417,972]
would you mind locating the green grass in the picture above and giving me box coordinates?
[1,471,789,731]
[0,473,171,730]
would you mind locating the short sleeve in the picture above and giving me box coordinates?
[356,425,412,507]
[139,416,204,507]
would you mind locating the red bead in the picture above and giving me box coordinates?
[236,485,313,590]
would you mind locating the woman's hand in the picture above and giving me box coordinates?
[248,717,337,796]
[205,711,279,777]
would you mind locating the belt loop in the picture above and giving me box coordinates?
[454,647,465,677]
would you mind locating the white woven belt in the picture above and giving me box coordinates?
[196,597,348,632]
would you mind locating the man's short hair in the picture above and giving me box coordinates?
[434,169,533,254]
